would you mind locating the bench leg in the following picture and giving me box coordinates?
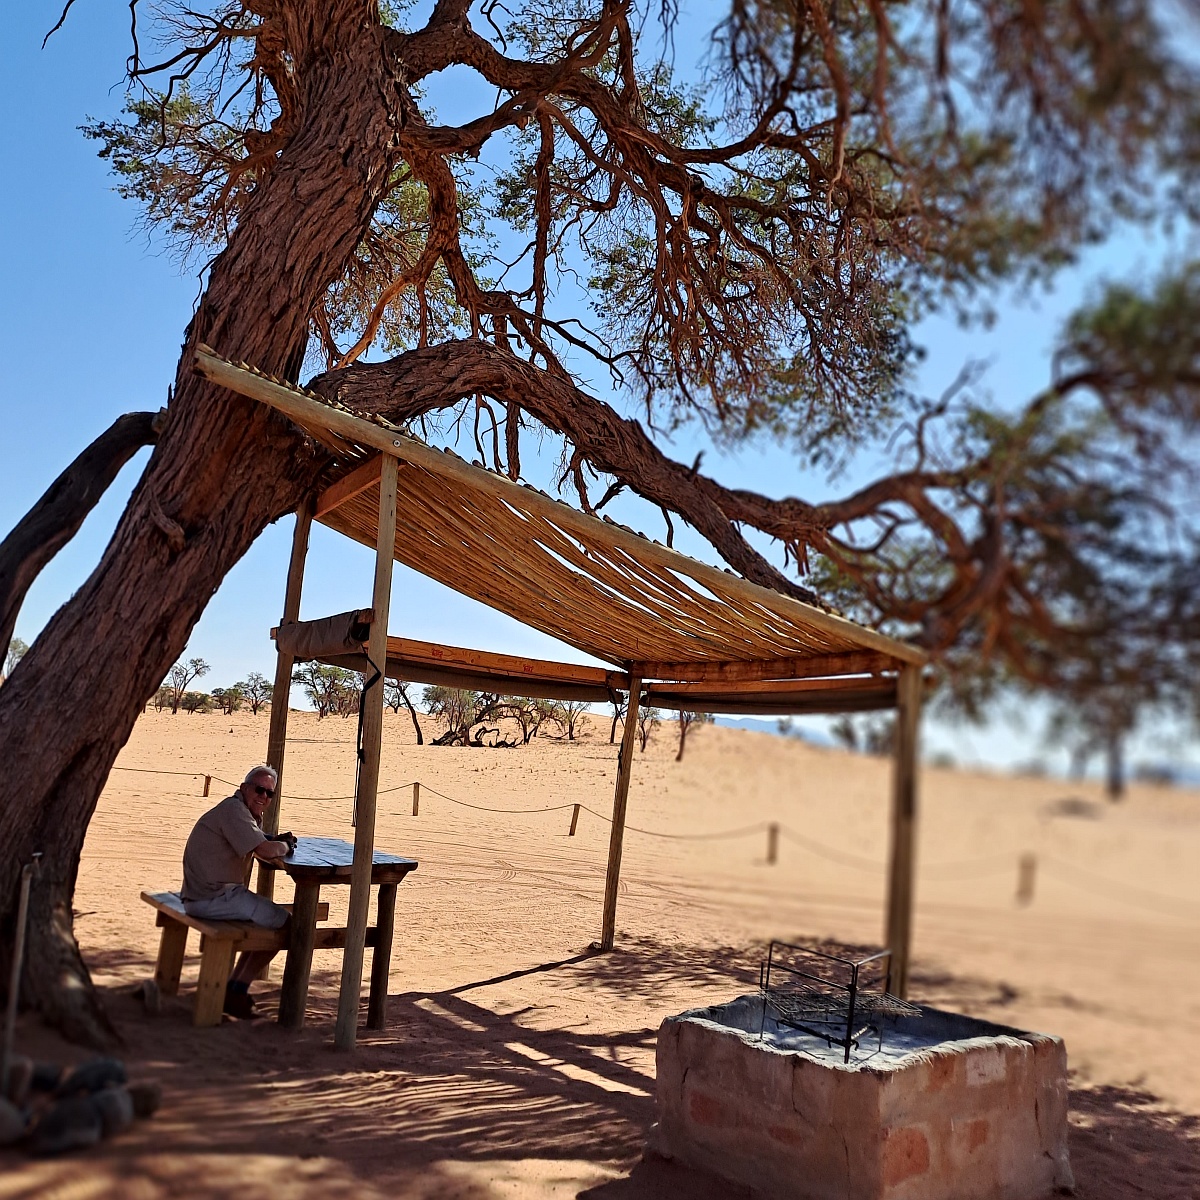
[367,884,397,1030]
[194,938,236,1027]
[155,922,189,997]
[279,882,321,1030]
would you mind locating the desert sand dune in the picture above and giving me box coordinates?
[2,709,1197,1198]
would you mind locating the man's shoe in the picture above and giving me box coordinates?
[222,987,258,1020]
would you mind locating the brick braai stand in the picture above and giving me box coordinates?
[651,996,1073,1200]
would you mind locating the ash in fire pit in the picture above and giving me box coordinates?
[653,965,1073,1200]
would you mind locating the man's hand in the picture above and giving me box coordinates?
[277,831,298,854]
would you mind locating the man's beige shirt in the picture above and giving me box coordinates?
[181,793,268,901]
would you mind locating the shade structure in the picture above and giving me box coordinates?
[195,345,925,698]
[195,345,927,1023]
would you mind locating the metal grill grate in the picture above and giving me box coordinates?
[758,941,919,1063]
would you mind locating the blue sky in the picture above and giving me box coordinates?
[1,2,1193,771]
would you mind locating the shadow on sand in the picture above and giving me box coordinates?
[0,937,1195,1200]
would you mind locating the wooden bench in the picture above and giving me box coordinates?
[142,891,376,1027]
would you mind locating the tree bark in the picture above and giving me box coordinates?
[0,411,162,660]
[0,5,410,1043]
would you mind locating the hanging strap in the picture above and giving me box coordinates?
[351,653,384,826]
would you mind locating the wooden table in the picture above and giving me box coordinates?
[263,837,418,1030]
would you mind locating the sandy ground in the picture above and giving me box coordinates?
[3,707,1199,1198]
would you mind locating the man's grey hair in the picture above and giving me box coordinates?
[242,764,279,786]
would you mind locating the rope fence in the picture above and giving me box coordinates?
[108,764,1199,918]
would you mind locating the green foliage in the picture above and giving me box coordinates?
[4,637,28,679]
[236,672,273,715]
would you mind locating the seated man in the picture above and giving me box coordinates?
[180,764,297,1018]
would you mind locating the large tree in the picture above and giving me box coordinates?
[3,0,1200,1044]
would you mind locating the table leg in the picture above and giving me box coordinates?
[367,883,397,1030]
[278,881,321,1029]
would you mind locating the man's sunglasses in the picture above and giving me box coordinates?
[253,784,275,799]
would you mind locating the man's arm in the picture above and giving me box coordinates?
[252,838,292,861]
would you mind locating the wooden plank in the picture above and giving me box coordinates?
[335,453,398,1051]
[385,635,615,687]
[367,883,397,1030]
[648,689,898,716]
[600,676,642,952]
[647,675,894,698]
[257,497,314,903]
[315,455,383,519]
[379,657,621,703]
[632,650,893,683]
[194,347,926,666]
[884,664,922,999]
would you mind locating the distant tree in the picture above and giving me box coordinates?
[830,716,895,757]
[211,685,244,716]
[165,657,209,715]
[637,706,661,752]
[2,637,28,685]
[559,700,589,741]
[384,679,423,744]
[609,694,628,745]
[500,696,561,744]
[237,671,273,716]
[675,711,713,762]
[423,687,505,746]
[151,686,172,712]
[181,691,212,715]
[5,637,28,675]
[292,662,357,718]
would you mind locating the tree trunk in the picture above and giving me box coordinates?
[0,9,409,1043]
[0,411,161,659]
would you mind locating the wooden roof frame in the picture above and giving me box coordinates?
[193,345,924,1047]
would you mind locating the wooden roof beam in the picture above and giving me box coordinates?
[633,650,895,683]
[314,455,383,519]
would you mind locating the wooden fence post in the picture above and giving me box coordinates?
[766,822,779,864]
[202,775,211,798]
[1016,853,1037,906]
[412,781,420,816]
[569,803,581,836]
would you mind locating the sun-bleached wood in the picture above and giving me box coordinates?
[314,455,384,518]
[632,650,892,682]
[257,497,314,903]
[884,664,922,999]
[385,635,618,686]
[335,453,398,1050]
[601,677,642,952]
[193,348,927,668]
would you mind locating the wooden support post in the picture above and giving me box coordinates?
[257,497,313,901]
[1016,852,1037,906]
[278,881,321,1029]
[203,775,211,798]
[600,679,641,951]
[884,665,922,999]
[569,803,580,836]
[412,781,419,816]
[335,454,398,1051]
[766,822,779,865]
[367,883,397,1030]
